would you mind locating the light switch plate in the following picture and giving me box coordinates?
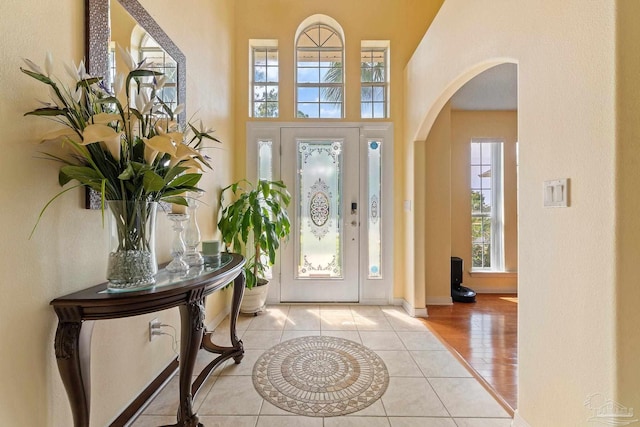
[543,179,569,207]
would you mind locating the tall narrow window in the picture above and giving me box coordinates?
[470,140,504,270]
[361,44,389,118]
[296,23,344,118]
[257,139,274,279]
[251,45,279,118]
[368,140,382,278]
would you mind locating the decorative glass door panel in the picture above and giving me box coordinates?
[281,128,360,302]
[298,141,343,278]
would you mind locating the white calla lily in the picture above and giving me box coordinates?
[22,58,44,75]
[81,124,122,161]
[143,135,176,165]
[180,158,204,173]
[113,74,125,97]
[81,124,119,145]
[44,52,53,76]
[64,61,78,81]
[40,128,82,144]
[154,75,167,91]
[173,104,185,116]
[91,112,121,125]
[154,118,178,134]
[169,143,205,167]
[143,135,177,156]
[116,45,137,71]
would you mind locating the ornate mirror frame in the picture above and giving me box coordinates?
[85,0,186,124]
[84,0,186,209]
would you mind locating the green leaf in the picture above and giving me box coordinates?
[76,77,101,89]
[168,173,201,188]
[118,164,135,180]
[129,69,164,78]
[24,107,67,117]
[163,166,188,184]
[143,170,165,192]
[60,165,102,185]
[161,195,188,206]
[20,67,54,85]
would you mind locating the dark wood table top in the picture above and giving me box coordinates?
[50,252,245,321]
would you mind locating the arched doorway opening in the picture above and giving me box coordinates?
[413,62,519,411]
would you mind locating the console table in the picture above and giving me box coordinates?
[50,253,246,427]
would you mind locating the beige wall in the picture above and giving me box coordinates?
[405,0,625,425]
[421,103,452,304]
[233,0,443,301]
[615,0,640,412]
[450,110,518,292]
[421,108,518,303]
[0,1,236,425]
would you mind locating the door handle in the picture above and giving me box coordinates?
[350,220,358,227]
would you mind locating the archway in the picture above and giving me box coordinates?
[412,61,519,411]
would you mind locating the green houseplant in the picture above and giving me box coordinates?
[218,179,291,313]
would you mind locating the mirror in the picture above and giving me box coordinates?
[84,0,186,209]
[85,0,186,124]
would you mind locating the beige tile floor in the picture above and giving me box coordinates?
[131,305,512,427]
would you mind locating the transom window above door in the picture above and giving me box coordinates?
[296,23,344,118]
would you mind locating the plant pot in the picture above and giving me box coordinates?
[240,279,269,315]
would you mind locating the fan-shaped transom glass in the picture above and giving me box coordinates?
[296,24,344,118]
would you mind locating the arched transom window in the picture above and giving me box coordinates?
[296,23,344,118]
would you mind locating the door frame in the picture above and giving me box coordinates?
[246,122,394,305]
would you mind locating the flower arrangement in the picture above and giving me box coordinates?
[21,51,218,290]
[21,51,217,223]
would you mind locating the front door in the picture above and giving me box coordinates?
[280,127,360,302]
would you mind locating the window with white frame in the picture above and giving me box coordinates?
[470,140,504,270]
[361,43,389,118]
[296,23,344,118]
[251,43,279,118]
[138,33,177,111]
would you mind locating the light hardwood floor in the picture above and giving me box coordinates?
[425,294,518,413]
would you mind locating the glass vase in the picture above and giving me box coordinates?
[106,200,158,292]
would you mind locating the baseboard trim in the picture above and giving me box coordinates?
[112,358,179,427]
[401,299,428,318]
[206,305,231,331]
[426,296,453,305]
[114,308,230,426]
[512,409,531,427]
[474,288,518,294]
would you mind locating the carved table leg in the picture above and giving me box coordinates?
[230,272,245,364]
[176,295,205,427]
[191,272,246,395]
[54,320,95,427]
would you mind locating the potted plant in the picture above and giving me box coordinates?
[218,179,291,314]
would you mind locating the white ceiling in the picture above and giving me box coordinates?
[450,63,518,110]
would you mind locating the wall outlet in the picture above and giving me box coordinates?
[149,318,161,341]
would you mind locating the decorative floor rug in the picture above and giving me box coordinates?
[252,336,389,417]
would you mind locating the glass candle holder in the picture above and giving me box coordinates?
[184,192,204,267]
[166,213,189,273]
